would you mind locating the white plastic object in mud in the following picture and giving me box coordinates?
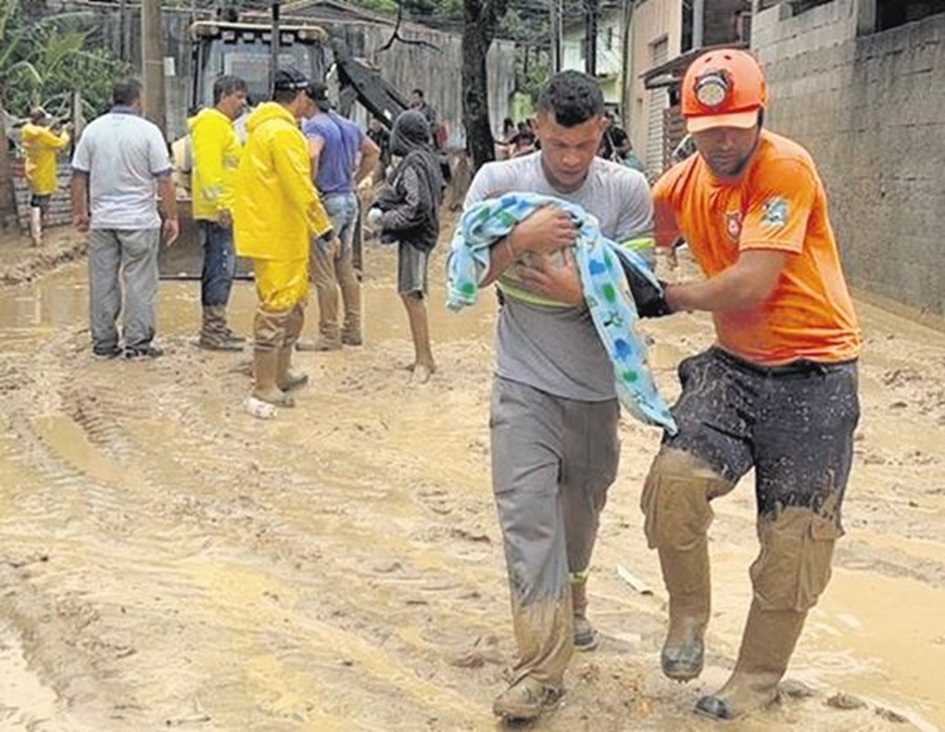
[243,396,277,419]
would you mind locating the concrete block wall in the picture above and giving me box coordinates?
[753,0,945,317]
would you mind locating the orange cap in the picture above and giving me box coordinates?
[682,49,767,133]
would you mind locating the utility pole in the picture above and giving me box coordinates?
[270,1,282,96]
[141,0,166,136]
[693,0,705,49]
[549,0,561,74]
[585,0,599,77]
[118,0,126,61]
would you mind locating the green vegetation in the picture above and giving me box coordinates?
[0,0,128,119]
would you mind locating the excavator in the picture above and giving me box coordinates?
[160,11,411,279]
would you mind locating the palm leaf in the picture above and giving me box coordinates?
[6,59,42,86]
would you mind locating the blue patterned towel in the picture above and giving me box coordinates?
[446,192,677,434]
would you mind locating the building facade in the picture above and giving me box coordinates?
[562,6,628,110]
[752,0,945,318]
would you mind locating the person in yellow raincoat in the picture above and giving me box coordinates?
[233,68,333,418]
[189,74,248,351]
[21,107,71,246]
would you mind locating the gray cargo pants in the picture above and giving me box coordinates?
[490,376,620,689]
[88,228,160,352]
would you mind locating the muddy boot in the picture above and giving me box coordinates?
[341,330,363,347]
[252,348,294,407]
[695,601,807,720]
[199,306,242,352]
[659,538,710,681]
[223,327,246,345]
[29,207,43,246]
[492,676,562,721]
[571,578,599,652]
[279,304,309,390]
[277,347,309,392]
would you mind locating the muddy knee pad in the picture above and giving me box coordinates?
[750,509,844,612]
[254,307,289,352]
[641,448,734,551]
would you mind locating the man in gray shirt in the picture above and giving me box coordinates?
[71,78,179,359]
[464,71,653,721]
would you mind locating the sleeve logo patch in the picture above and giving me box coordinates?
[761,197,789,228]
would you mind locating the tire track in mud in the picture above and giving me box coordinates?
[3,335,512,727]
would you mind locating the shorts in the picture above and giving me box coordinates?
[30,194,51,211]
[398,242,429,296]
[665,347,860,521]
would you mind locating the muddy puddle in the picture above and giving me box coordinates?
[0,230,944,731]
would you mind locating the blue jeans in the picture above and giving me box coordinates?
[200,221,236,307]
[314,192,358,257]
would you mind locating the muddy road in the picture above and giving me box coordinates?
[1,226,943,731]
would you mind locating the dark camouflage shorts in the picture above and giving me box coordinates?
[664,347,860,524]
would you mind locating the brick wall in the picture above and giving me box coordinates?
[752,0,945,317]
[13,162,73,230]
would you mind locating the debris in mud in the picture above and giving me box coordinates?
[1,553,50,569]
[0,234,87,286]
[165,713,212,726]
[781,679,817,699]
[826,692,867,710]
[882,368,923,387]
[451,635,502,668]
[616,564,653,596]
[874,707,909,723]
[576,662,601,683]
[449,528,491,544]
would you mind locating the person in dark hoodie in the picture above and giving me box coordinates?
[368,110,444,383]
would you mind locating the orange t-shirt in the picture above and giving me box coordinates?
[652,130,860,365]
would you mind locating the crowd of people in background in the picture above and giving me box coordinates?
[494,109,645,173]
[54,72,446,415]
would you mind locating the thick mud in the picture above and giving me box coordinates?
[0,223,943,731]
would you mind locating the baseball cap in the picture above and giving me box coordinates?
[273,67,310,92]
[305,81,332,108]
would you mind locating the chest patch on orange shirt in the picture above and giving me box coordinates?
[725,210,743,242]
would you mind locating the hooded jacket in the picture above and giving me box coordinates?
[21,123,70,196]
[233,102,331,261]
[376,110,444,252]
[188,107,241,221]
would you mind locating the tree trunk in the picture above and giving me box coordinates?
[0,92,20,232]
[462,0,508,172]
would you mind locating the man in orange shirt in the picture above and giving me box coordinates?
[642,49,861,720]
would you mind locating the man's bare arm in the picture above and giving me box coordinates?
[666,249,789,313]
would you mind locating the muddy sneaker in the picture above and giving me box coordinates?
[124,345,164,360]
[574,616,600,652]
[492,677,562,721]
[92,345,122,360]
[341,332,363,347]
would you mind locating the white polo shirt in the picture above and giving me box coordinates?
[72,107,172,230]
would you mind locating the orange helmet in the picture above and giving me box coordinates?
[681,49,766,133]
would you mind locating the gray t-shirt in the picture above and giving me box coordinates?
[464,151,653,401]
[72,108,172,230]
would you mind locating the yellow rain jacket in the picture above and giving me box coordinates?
[188,107,241,221]
[233,102,331,262]
[21,123,70,196]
